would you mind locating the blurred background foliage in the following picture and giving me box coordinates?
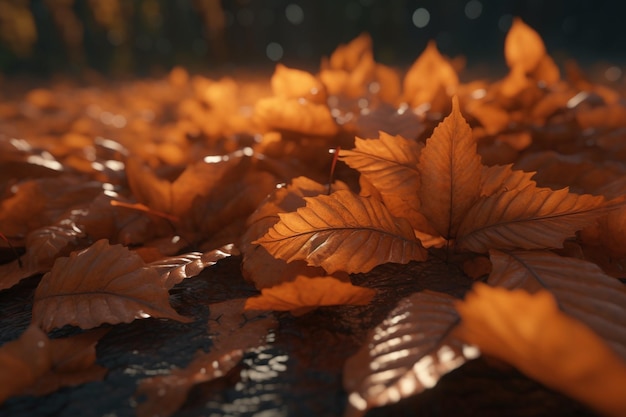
[0,0,624,77]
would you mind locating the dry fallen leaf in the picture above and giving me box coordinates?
[456,283,626,417]
[244,275,375,315]
[32,239,191,331]
[257,190,426,274]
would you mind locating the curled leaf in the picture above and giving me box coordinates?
[344,290,479,417]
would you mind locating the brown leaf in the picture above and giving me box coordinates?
[479,164,536,197]
[241,177,337,289]
[24,329,109,397]
[403,41,459,108]
[456,283,626,417]
[244,275,375,315]
[418,96,482,239]
[257,190,426,274]
[32,239,191,331]
[456,186,606,252]
[487,250,626,360]
[343,290,479,417]
[125,157,233,219]
[328,32,372,72]
[339,132,434,232]
[254,96,339,136]
[0,325,52,404]
[148,244,237,289]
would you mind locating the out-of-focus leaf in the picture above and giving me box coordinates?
[403,41,458,108]
[0,325,52,404]
[456,283,626,417]
[343,290,479,417]
[418,97,481,239]
[244,275,375,315]
[271,63,326,104]
[32,239,191,331]
[487,250,626,360]
[23,329,109,397]
[457,186,606,252]
[254,96,339,136]
[257,190,426,274]
[504,18,546,75]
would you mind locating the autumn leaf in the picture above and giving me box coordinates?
[504,18,546,75]
[456,283,626,417]
[244,275,375,315]
[487,250,626,359]
[0,325,51,404]
[23,329,108,397]
[256,190,427,274]
[339,132,432,232]
[125,157,234,219]
[403,41,459,109]
[241,176,341,289]
[343,290,479,417]
[418,96,482,240]
[479,164,536,197]
[456,186,606,252]
[32,239,191,331]
[254,96,339,136]
[148,244,237,289]
[271,63,327,104]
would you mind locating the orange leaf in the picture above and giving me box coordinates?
[271,63,327,103]
[418,96,481,239]
[456,283,626,417]
[32,239,191,331]
[0,325,51,404]
[256,190,426,274]
[328,32,372,72]
[244,275,375,315]
[403,41,458,108]
[479,164,536,197]
[339,132,433,232]
[254,96,339,136]
[504,18,546,74]
[456,186,606,252]
[241,177,342,289]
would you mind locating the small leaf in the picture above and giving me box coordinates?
[257,190,426,274]
[271,63,326,103]
[403,41,458,108]
[0,325,52,404]
[254,97,339,136]
[149,244,237,289]
[418,96,482,239]
[244,275,375,315]
[456,283,626,417]
[457,186,606,252]
[343,290,479,417]
[32,239,191,331]
[504,18,546,74]
[487,250,626,360]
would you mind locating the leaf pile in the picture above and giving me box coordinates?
[1,17,626,417]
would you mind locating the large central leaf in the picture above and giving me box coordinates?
[418,97,481,239]
[256,190,426,274]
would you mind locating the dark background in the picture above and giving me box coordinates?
[0,0,625,77]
